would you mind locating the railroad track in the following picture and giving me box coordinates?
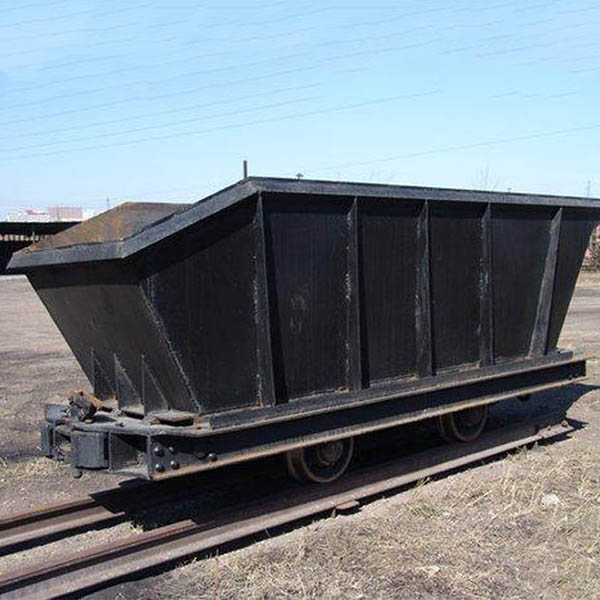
[0,473,215,556]
[0,417,576,600]
[0,456,281,557]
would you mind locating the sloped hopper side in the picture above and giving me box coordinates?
[29,261,193,416]
[25,197,267,417]
[25,202,198,417]
[11,184,599,419]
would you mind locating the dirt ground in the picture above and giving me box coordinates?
[0,276,126,514]
[1,274,599,599]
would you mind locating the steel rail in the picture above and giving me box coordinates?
[0,475,215,556]
[0,496,124,556]
[0,417,575,600]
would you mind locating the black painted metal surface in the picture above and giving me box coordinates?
[8,177,600,478]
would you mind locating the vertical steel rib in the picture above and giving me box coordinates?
[530,207,562,357]
[347,196,362,391]
[255,192,277,406]
[480,203,494,366]
[416,200,433,376]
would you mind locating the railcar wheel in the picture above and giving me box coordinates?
[286,438,354,483]
[437,405,488,443]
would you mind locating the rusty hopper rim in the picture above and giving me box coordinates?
[8,176,600,270]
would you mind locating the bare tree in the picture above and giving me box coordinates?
[472,165,503,191]
[584,180,600,270]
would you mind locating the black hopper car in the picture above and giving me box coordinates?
[8,177,600,482]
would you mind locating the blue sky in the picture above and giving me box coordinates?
[0,1,598,214]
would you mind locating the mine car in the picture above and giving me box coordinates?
[8,177,599,482]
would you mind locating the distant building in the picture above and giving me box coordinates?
[6,206,84,223]
[47,206,83,221]
[5,208,51,223]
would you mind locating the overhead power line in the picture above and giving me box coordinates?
[1,19,138,47]
[0,0,595,165]
[2,0,574,68]
[0,37,440,114]
[6,25,312,73]
[0,1,154,29]
[3,14,596,118]
[0,81,324,141]
[5,24,427,95]
[0,91,440,160]
[0,0,73,14]
[1,95,321,153]
[306,123,600,175]
[0,63,345,128]
[4,3,594,103]
[1,48,312,109]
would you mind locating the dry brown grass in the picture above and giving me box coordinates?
[0,455,62,481]
[148,444,600,600]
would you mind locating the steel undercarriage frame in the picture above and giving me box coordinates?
[41,351,586,480]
